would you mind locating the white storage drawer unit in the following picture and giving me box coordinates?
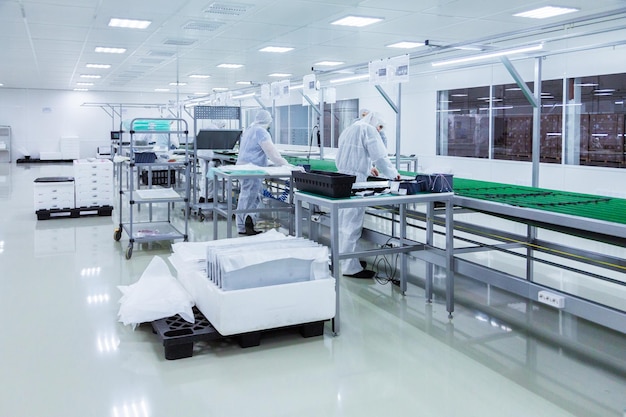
[33,177,75,210]
[74,159,113,207]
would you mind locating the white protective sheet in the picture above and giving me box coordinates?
[117,256,194,329]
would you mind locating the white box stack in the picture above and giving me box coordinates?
[60,136,80,160]
[33,178,75,210]
[74,158,113,207]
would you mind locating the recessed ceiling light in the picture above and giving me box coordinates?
[259,46,293,53]
[513,6,578,19]
[268,73,291,77]
[574,83,598,87]
[331,15,383,27]
[154,88,170,92]
[387,41,424,49]
[108,18,151,29]
[217,63,243,69]
[213,87,229,91]
[76,82,94,86]
[313,61,344,67]
[194,92,209,95]
[189,74,211,79]
[236,81,253,85]
[73,88,89,92]
[0,83,4,87]
[80,74,101,79]
[95,47,126,54]
[169,82,187,86]
[594,89,616,93]
[86,64,111,69]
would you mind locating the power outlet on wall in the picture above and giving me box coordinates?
[537,290,566,309]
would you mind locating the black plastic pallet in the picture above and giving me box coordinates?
[151,307,326,360]
[36,205,113,220]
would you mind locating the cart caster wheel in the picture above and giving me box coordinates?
[448,313,454,320]
[114,228,122,241]
[199,213,205,222]
[125,244,133,260]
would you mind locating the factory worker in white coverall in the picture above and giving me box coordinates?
[236,109,291,235]
[336,112,400,278]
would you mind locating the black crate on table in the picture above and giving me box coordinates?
[292,170,356,198]
[416,173,454,193]
[141,169,176,186]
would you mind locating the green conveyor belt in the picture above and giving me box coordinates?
[285,156,626,225]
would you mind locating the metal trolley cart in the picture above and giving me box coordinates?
[114,118,191,259]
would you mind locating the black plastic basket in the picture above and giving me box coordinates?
[292,170,356,198]
[416,173,454,193]
[141,170,176,186]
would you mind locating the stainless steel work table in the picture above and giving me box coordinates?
[294,191,455,335]
[212,167,293,239]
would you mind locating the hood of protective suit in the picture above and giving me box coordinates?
[251,109,273,128]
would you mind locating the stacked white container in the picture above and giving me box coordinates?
[74,158,113,208]
[33,178,75,210]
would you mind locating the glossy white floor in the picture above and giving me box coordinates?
[1,162,625,417]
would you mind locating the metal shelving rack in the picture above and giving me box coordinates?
[113,118,191,259]
[189,105,242,221]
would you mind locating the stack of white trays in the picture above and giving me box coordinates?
[73,158,113,208]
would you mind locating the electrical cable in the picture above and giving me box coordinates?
[372,238,401,286]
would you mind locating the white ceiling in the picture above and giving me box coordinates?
[1,0,625,96]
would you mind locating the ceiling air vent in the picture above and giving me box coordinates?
[163,38,197,46]
[139,58,165,64]
[203,2,252,16]
[183,20,225,31]
[149,50,176,57]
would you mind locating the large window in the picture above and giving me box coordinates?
[437,72,626,168]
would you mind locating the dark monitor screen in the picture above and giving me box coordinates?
[110,131,121,140]
[195,129,242,150]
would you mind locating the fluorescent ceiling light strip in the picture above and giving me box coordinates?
[268,73,291,77]
[387,41,424,49]
[189,74,210,79]
[74,88,89,92]
[259,46,293,53]
[331,16,383,27]
[169,82,187,86]
[314,61,344,66]
[108,18,151,29]
[231,93,255,99]
[86,64,111,69]
[80,74,101,78]
[432,44,543,67]
[95,46,126,54]
[329,74,369,84]
[154,88,170,92]
[217,63,243,69]
[513,6,578,19]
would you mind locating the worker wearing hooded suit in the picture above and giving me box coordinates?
[235,109,290,235]
[336,112,400,278]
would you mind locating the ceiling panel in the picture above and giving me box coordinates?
[0,0,624,93]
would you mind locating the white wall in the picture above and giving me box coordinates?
[0,89,190,159]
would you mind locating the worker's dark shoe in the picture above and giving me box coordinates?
[344,269,376,279]
[242,215,262,235]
